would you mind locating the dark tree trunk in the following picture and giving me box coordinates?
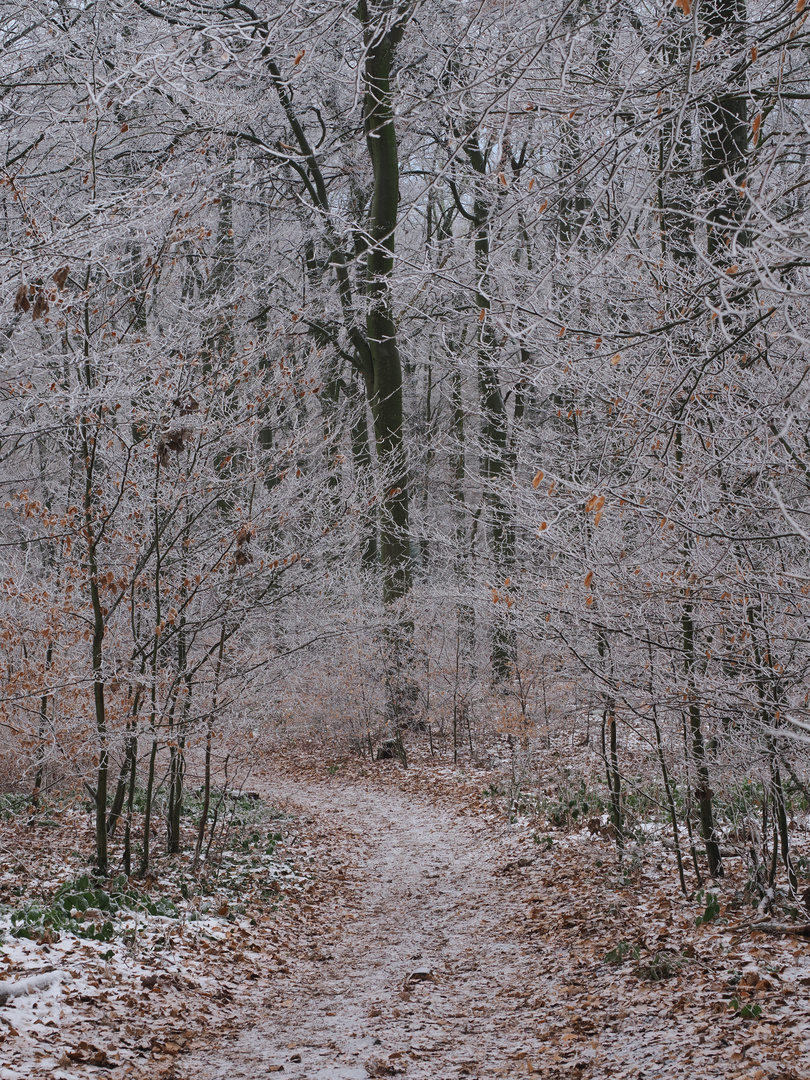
[358,0,412,607]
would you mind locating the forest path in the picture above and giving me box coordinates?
[186,774,549,1079]
[183,769,810,1080]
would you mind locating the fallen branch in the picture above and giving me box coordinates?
[0,970,69,1005]
[750,922,810,938]
[756,888,774,917]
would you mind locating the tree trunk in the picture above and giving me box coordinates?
[107,724,137,837]
[702,0,749,255]
[682,600,723,877]
[138,734,158,878]
[358,0,412,607]
[31,642,53,809]
[83,411,108,876]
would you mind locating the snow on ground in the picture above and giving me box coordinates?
[2,749,810,1078]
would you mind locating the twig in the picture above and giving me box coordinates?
[0,842,33,876]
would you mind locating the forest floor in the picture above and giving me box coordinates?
[2,745,810,1079]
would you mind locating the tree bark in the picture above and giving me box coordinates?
[358,0,412,607]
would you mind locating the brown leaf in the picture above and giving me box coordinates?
[32,291,49,319]
[14,284,30,313]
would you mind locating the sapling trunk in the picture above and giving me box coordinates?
[108,725,137,836]
[31,642,52,809]
[646,633,687,895]
[123,735,138,877]
[167,741,184,854]
[682,602,722,877]
[194,724,213,871]
[138,735,158,878]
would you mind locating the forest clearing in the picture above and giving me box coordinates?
[2,0,810,1076]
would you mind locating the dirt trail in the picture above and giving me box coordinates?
[188,777,546,1079]
[185,774,810,1080]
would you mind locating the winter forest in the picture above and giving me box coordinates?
[2,0,810,1077]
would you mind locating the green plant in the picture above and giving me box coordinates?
[695,890,722,926]
[604,941,640,965]
[326,763,340,776]
[0,794,30,819]
[730,998,762,1020]
[9,873,178,943]
[543,780,606,829]
[637,951,685,981]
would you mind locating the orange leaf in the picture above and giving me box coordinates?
[557,325,566,337]
[539,522,548,531]
[611,353,621,365]
[586,595,594,606]
[595,495,605,512]
[584,571,593,589]
[538,199,548,213]
[498,171,507,187]
[532,470,544,489]
[294,49,305,64]
[479,308,486,321]
[752,113,762,145]
[585,495,597,512]
[593,508,603,527]
[750,45,758,62]
[674,0,691,13]
[528,177,535,191]
[594,337,602,350]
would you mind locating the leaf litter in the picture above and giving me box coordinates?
[2,739,810,1079]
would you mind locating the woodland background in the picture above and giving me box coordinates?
[1,0,810,907]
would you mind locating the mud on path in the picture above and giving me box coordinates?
[184,772,810,1080]
[186,776,549,1079]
